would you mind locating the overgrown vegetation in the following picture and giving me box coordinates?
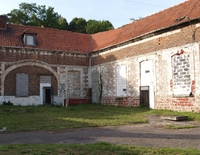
[0,142,200,155]
[2,101,13,106]
[4,2,114,33]
[98,73,103,103]
[0,104,200,133]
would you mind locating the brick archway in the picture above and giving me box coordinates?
[1,60,59,96]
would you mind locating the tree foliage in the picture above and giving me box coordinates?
[7,3,68,30]
[69,17,87,33]
[86,20,114,34]
[6,2,114,34]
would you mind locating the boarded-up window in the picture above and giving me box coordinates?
[16,74,28,97]
[116,65,127,97]
[172,54,191,96]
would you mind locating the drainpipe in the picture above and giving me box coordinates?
[88,35,93,88]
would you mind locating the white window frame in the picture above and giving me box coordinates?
[23,34,36,46]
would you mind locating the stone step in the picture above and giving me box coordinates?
[161,115,188,121]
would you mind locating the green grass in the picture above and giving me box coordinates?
[0,104,149,132]
[147,109,200,121]
[0,142,200,155]
[0,104,200,132]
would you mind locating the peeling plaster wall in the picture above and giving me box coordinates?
[91,40,200,111]
[91,58,140,106]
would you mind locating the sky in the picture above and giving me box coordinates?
[0,0,185,28]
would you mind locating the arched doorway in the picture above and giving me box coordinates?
[140,60,154,109]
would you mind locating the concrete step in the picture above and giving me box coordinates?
[161,115,188,121]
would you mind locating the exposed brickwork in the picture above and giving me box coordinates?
[68,99,91,106]
[0,48,89,66]
[102,97,139,107]
[92,26,195,66]
[4,66,57,96]
[127,58,139,97]
[68,71,81,97]
[0,0,200,110]
[92,40,199,112]
[155,97,196,112]
[172,54,191,96]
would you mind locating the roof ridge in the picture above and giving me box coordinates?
[7,24,89,36]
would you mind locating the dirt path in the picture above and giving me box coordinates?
[1,115,200,149]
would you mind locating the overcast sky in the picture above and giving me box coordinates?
[0,0,184,28]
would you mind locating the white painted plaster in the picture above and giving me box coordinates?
[140,60,154,109]
[116,65,127,97]
[3,96,40,106]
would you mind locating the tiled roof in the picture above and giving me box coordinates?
[0,24,91,53]
[0,0,199,53]
[91,0,200,51]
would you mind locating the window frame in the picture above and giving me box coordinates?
[23,33,36,46]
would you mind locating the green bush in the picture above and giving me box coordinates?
[2,101,13,106]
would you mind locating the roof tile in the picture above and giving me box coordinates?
[91,0,200,51]
[0,25,91,53]
[0,0,199,53]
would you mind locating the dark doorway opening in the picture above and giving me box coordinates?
[140,86,149,108]
[43,87,53,104]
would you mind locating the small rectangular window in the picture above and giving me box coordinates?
[23,34,36,46]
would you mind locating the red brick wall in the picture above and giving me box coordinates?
[102,97,140,107]
[92,26,196,66]
[0,48,89,66]
[4,66,57,96]
[155,97,197,112]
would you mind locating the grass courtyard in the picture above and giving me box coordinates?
[0,103,200,154]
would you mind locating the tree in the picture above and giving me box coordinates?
[69,17,87,33]
[86,20,114,34]
[130,17,143,22]
[6,2,114,33]
[7,3,69,30]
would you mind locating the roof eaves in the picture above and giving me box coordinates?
[92,17,200,54]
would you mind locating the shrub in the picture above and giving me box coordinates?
[2,101,14,106]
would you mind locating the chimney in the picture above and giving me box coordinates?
[0,16,6,30]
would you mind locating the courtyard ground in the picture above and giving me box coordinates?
[1,114,200,149]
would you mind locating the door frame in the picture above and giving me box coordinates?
[43,87,53,104]
[140,60,154,109]
[140,86,149,107]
